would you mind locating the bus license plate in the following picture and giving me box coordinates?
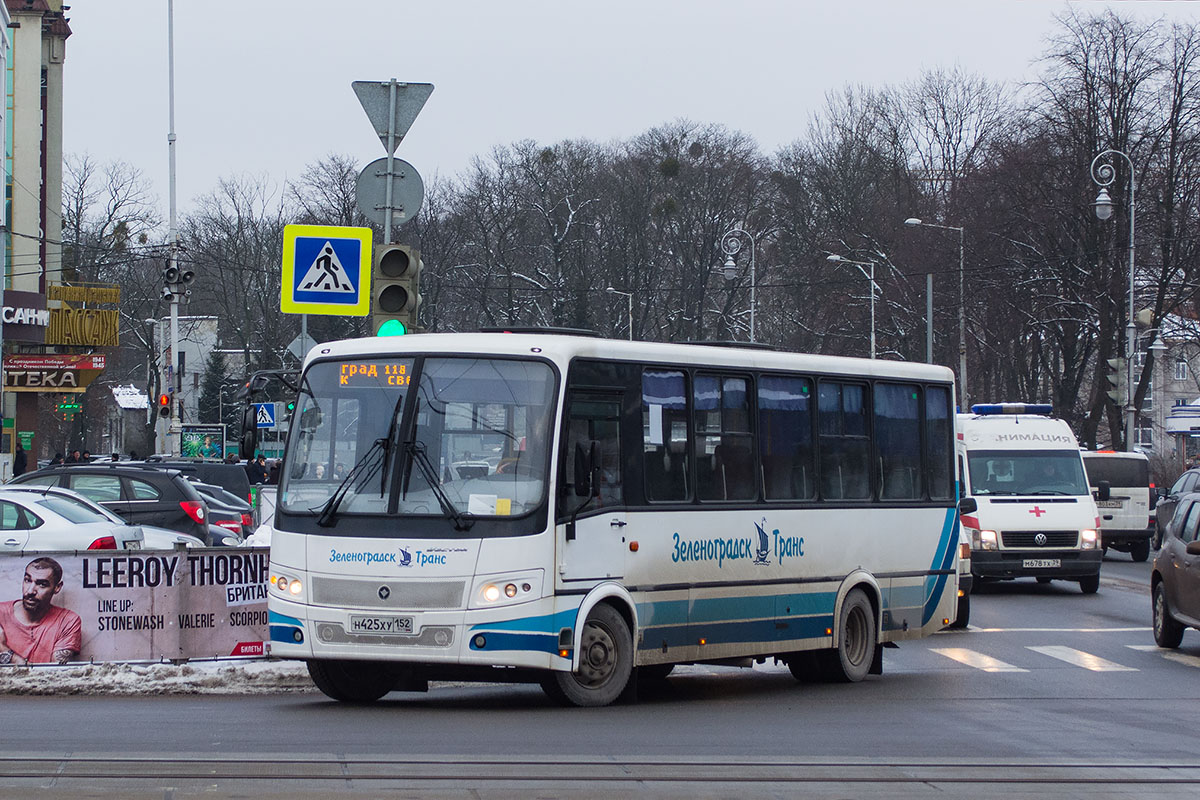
[349,615,414,635]
[1096,500,1122,508]
[1023,558,1061,569]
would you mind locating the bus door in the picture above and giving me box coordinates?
[557,391,626,585]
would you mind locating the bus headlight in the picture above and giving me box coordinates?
[471,571,543,608]
[271,573,304,598]
[1081,529,1099,550]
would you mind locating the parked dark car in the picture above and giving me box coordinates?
[142,457,254,506]
[9,463,214,544]
[1153,467,1200,549]
[189,479,253,538]
[1152,490,1200,648]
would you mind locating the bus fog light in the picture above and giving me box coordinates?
[483,585,501,603]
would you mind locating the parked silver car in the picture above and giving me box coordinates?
[0,486,203,550]
[0,488,145,552]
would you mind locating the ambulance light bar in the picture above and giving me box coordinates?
[971,403,1053,416]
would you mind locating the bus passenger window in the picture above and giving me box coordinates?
[757,375,815,500]
[695,375,755,501]
[818,382,870,500]
[643,370,690,502]
[875,384,921,500]
[926,386,953,500]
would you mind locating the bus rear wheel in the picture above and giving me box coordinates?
[826,588,876,683]
[307,660,398,703]
[541,604,632,707]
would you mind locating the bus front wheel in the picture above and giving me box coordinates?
[307,660,398,703]
[541,604,633,707]
[826,588,877,683]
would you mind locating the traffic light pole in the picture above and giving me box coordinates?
[166,0,181,455]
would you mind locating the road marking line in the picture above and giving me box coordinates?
[1026,645,1137,671]
[1127,644,1200,668]
[931,648,1028,672]
[970,627,1151,633]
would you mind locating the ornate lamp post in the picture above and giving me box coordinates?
[720,227,757,342]
[1091,149,1137,451]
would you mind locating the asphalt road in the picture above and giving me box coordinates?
[1,551,1197,798]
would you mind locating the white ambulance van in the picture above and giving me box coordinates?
[957,404,1104,593]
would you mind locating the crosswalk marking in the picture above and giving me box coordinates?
[1026,645,1137,671]
[1127,644,1200,669]
[931,648,1028,672]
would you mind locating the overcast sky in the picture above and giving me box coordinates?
[62,0,1200,217]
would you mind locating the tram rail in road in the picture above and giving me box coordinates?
[1,754,1199,798]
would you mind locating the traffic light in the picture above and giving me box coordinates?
[372,244,421,336]
[157,391,173,418]
[1105,357,1127,404]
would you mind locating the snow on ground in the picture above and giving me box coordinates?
[0,658,315,696]
[0,660,786,696]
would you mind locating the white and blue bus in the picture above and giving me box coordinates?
[266,332,963,706]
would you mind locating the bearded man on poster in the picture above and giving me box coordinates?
[0,557,82,665]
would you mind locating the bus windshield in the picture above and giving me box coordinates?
[967,450,1089,496]
[279,355,557,520]
[280,358,414,515]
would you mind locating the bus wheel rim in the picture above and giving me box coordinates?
[577,621,617,687]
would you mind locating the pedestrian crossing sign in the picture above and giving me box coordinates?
[253,403,277,429]
[281,224,372,316]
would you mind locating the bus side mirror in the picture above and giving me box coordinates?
[573,442,591,498]
[958,497,978,515]
[239,405,258,459]
[1096,481,1111,502]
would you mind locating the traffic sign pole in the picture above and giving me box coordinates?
[384,79,397,244]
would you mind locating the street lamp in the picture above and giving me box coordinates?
[1091,149,1137,452]
[605,287,634,341]
[827,254,879,359]
[719,227,756,342]
[904,217,968,408]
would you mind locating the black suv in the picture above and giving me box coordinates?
[10,463,212,543]
[143,458,254,505]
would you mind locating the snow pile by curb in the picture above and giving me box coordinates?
[0,659,315,696]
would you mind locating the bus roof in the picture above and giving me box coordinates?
[304,332,956,383]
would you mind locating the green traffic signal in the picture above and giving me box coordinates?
[377,319,408,336]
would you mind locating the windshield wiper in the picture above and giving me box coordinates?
[403,441,475,532]
[316,388,410,527]
[315,437,388,527]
